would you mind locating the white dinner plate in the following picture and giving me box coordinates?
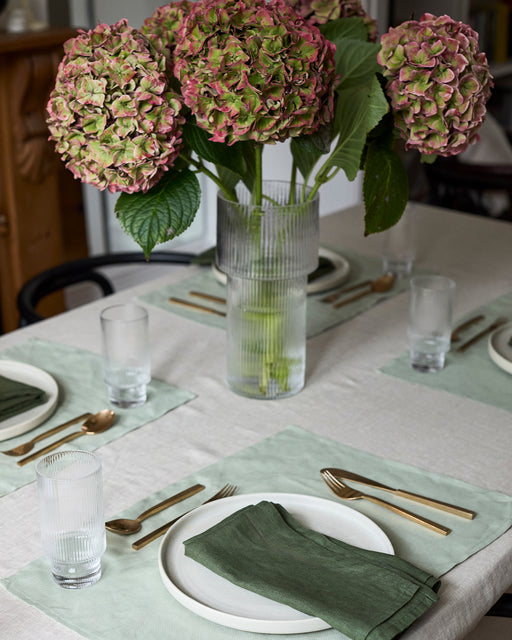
[488,321,512,375]
[158,492,393,634]
[0,360,59,441]
[212,246,350,295]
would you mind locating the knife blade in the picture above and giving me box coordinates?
[324,468,476,519]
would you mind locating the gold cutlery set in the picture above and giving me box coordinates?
[104,482,237,550]
[169,275,398,317]
[1,409,116,466]
[321,468,475,536]
[103,468,472,553]
[454,316,508,353]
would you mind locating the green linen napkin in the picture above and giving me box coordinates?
[0,374,47,421]
[184,500,440,640]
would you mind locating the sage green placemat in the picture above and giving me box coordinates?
[0,339,195,497]
[139,247,414,338]
[3,425,511,640]
[381,291,512,413]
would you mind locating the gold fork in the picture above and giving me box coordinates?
[132,483,237,550]
[321,470,451,536]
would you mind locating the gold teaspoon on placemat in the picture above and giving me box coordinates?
[17,409,115,467]
[106,483,205,535]
[332,273,395,309]
[1,411,93,456]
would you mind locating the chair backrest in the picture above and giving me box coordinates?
[17,251,195,326]
[424,156,512,221]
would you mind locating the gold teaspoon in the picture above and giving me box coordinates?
[105,483,205,535]
[333,273,395,309]
[17,409,115,467]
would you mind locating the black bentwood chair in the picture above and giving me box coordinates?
[17,251,195,326]
[424,155,512,222]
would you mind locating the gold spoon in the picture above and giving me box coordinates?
[105,483,205,535]
[1,412,93,457]
[333,273,395,309]
[17,409,115,467]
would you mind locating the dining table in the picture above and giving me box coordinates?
[0,201,511,640]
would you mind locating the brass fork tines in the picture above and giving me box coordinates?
[132,483,237,550]
[321,470,451,536]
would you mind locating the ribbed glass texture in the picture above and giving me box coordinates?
[36,451,106,588]
[216,181,319,280]
[216,181,319,399]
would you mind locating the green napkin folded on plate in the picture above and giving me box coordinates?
[0,374,47,421]
[184,501,440,640]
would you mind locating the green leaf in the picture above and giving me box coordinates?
[334,38,381,90]
[115,168,201,258]
[183,122,246,177]
[319,16,368,43]
[363,143,409,235]
[324,76,388,181]
[290,137,323,183]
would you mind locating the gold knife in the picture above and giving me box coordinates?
[324,468,476,519]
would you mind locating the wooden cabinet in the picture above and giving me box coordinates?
[0,27,88,333]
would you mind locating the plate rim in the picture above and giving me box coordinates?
[0,360,59,441]
[488,321,512,375]
[158,491,393,635]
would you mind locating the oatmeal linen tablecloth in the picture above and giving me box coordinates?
[1,203,512,640]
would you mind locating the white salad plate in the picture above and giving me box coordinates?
[158,492,393,634]
[0,360,59,441]
[488,321,512,375]
[212,246,350,295]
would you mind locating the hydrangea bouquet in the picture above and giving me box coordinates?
[46,1,493,398]
[46,0,493,258]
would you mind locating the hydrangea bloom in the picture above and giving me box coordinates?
[46,19,184,193]
[286,0,378,42]
[141,0,192,67]
[173,0,337,145]
[378,13,493,156]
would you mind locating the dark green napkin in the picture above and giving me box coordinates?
[0,374,47,421]
[184,501,440,640]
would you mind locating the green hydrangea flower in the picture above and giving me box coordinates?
[173,0,337,145]
[47,19,184,193]
[378,13,493,156]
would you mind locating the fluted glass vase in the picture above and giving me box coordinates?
[216,181,319,399]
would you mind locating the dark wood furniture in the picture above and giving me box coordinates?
[0,27,88,333]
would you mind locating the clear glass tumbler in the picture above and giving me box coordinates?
[381,202,418,279]
[100,303,150,408]
[408,275,456,372]
[36,450,106,589]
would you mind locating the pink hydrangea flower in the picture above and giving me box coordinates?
[47,19,184,193]
[378,13,493,156]
[173,0,337,145]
